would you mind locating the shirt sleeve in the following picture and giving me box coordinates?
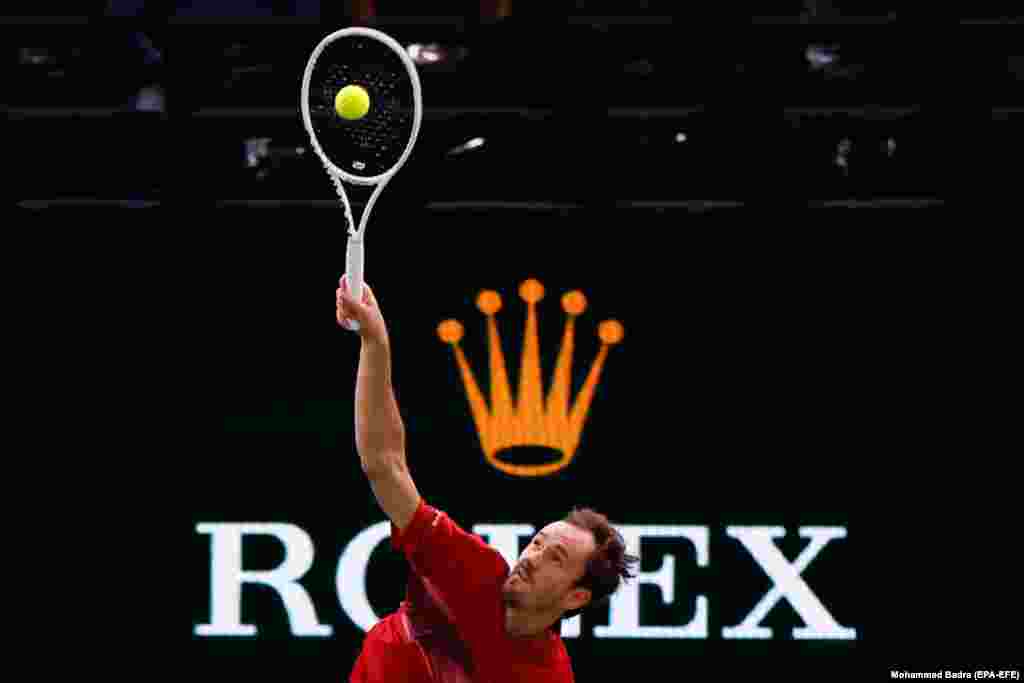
[390,499,508,628]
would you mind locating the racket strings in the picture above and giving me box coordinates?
[307,38,414,177]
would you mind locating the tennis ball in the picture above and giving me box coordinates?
[335,84,370,120]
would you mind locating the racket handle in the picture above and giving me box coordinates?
[344,237,365,332]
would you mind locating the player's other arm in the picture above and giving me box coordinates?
[337,277,421,531]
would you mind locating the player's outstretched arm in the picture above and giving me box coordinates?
[337,276,421,531]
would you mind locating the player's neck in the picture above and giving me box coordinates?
[503,605,558,639]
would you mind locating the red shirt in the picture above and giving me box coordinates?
[349,500,575,683]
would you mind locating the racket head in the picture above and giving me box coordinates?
[301,27,423,186]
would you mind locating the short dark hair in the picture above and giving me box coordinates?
[561,507,639,620]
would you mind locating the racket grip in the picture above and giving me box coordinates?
[344,237,365,332]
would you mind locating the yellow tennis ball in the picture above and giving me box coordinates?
[335,84,370,120]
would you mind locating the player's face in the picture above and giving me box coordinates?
[502,521,595,615]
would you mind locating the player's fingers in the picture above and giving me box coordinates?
[337,287,356,310]
[338,290,368,316]
[336,300,358,328]
[339,274,373,301]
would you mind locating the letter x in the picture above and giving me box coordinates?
[723,526,856,640]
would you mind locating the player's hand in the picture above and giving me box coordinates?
[337,276,389,345]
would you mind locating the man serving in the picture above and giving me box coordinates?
[337,277,638,683]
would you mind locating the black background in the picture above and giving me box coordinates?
[4,9,1019,682]
[182,204,1011,682]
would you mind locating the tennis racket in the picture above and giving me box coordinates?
[300,27,423,331]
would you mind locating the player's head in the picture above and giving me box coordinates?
[502,507,638,624]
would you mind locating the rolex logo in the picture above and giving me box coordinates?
[437,279,624,477]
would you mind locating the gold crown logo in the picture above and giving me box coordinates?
[437,279,624,477]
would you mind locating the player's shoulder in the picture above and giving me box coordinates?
[431,507,511,574]
[458,516,512,571]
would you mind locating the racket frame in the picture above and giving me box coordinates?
[300,26,423,328]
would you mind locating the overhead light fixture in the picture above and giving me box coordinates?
[407,43,445,65]
[18,47,57,66]
[135,84,165,113]
[448,137,486,155]
[835,137,852,174]
[244,137,271,169]
[675,132,687,143]
[805,44,839,70]
[406,43,468,69]
[243,137,306,182]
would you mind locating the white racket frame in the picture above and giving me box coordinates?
[300,26,423,330]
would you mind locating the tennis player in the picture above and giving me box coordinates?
[337,277,638,683]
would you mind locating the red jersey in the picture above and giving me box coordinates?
[349,500,575,683]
